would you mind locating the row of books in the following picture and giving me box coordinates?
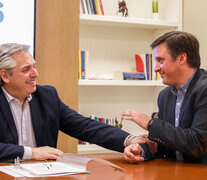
[80,0,104,15]
[78,51,160,81]
[79,50,89,80]
[95,53,160,81]
[90,115,119,126]
[78,115,123,145]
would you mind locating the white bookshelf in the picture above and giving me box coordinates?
[79,80,164,86]
[78,0,183,154]
[80,14,179,29]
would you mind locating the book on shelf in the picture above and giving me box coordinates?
[135,54,145,73]
[123,72,145,80]
[79,50,89,80]
[87,74,113,80]
[78,51,82,79]
[89,0,94,14]
[99,0,104,15]
[156,71,160,80]
[80,0,104,15]
[135,53,160,81]
[91,0,97,14]
[80,0,85,14]
[80,0,87,15]
[145,54,152,80]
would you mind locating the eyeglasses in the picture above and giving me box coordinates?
[14,156,53,169]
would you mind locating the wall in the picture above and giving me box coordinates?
[35,0,79,153]
[184,0,207,69]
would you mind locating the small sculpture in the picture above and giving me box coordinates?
[117,0,128,17]
[115,117,124,129]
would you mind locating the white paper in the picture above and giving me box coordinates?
[0,154,91,177]
[0,153,123,178]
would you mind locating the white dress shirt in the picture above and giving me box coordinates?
[2,87,36,159]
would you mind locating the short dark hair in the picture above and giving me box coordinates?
[150,31,200,68]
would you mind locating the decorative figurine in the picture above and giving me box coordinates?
[115,117,124,129]
[117,0,128,17]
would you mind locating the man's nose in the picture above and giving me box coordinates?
[30,68,39,77]
[154,62,160,72]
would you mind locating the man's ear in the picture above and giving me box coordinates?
[0,69,10,83]
[178,52,187,66]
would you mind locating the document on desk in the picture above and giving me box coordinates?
[0,154,91,177]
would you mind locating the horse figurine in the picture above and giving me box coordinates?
[117,0,128,17]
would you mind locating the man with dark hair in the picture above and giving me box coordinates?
[150,31,200,68]
[122,31,207,164]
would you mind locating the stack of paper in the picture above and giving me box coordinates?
[0,154,91,177]
[0,153,123,178]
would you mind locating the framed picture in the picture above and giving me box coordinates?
[0,0,35,56]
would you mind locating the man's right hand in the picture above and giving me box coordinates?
[32,146,63,160]
[124,143,144,163]
[130,134,157,154]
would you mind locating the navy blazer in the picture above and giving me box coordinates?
[0,85,129,162]
[142,69,207,164]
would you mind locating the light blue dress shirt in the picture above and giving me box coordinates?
[171,70,196,160]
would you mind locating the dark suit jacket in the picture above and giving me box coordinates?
[0,85,129,162]
[142,68,207,164]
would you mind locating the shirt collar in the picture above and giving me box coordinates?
[1,87,32,103]
[171,69,197,96]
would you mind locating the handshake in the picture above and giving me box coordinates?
[122,111,158,163]
[123,134,157,163]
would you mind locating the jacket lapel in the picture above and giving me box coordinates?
[179,69,200,126]
[0,88,18,144]
[29,94,42,147]
[179,101,188,127]
[167,89,176,126]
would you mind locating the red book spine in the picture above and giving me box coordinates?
[99,0,104,15]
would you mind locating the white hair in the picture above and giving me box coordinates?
[0,43,30,85]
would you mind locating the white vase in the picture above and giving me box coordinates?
[152,13,159,20]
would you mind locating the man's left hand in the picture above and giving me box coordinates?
[121,110,151,130]
[124,143,144,163]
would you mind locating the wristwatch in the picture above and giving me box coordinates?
[147,112,158,130]
[147,119,154,130]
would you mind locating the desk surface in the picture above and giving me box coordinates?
[0,153,206,180]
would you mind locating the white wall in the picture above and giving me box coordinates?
[184,0,207,69]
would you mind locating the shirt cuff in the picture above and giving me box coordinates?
[23,146,32,160]
[124,135,132,147]
[124,135,140,147]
